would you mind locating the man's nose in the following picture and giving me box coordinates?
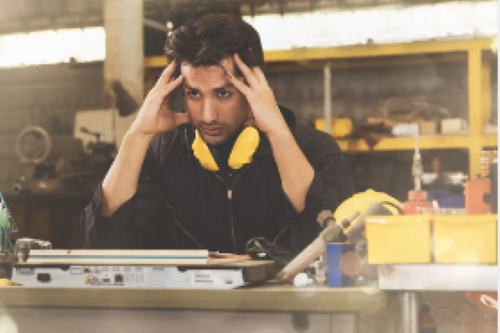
[201,98,218,124]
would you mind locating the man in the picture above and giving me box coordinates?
[82,13,355,254]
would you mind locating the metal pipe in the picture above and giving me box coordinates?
[397,292,420,333]
[324,62,332,134]
[144,18,167,32]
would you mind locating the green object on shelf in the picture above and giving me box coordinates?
[0,208,11,230]
[0,193,17,253]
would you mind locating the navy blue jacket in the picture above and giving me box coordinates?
[82,107,355,254]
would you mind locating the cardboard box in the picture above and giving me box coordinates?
[420,121,438,135]
[441,118,468,134]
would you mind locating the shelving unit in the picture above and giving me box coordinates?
[144,37,497,176]
[335,135,497,152]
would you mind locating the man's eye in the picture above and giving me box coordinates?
[187,91,200,99]
[217,90,231,99]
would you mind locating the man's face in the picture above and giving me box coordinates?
[181,59,250,146]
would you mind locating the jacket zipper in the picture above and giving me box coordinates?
[213,165,252,254]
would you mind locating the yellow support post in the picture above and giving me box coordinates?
[481,56,492,126]
[468,49,483,136]
[469,145,483,178]
[468,49,484,177]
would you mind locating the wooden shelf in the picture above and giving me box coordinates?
[335,135,498,152]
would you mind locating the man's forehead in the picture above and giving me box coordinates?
[180,59,236,89]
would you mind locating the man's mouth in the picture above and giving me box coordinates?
[201,126,224,137]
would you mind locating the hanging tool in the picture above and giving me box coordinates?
[401,133,433,214]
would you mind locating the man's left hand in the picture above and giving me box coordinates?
[227,54,289,137]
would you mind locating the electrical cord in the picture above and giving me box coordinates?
[245,237,296,270]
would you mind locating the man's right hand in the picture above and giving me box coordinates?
[130,60,188,138]
[101,61,187,217]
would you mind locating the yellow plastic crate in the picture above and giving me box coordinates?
[365,215,431,264]
[433,215,497,264]
[314,118,353,138]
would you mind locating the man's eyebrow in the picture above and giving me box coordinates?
[183,82,196,90]
[183,82,235,90]
[214,82,236,90]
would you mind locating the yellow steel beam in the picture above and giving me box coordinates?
[264,54,468,72]
[483,134,498,147]
[145,57,169,68]
[264,38,494,62]
[145,53,468,70]
[336,136,466,152]
[144,38,493,69]
[330,135,498,152]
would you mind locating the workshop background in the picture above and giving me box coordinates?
[0,0,497,249]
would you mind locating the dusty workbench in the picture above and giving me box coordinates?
[0,284,388,333]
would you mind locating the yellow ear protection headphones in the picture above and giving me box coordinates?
[192,126,260,172]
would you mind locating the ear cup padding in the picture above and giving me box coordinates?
[192,130,219,171]
[228,127,260,170]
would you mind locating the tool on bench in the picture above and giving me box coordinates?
[277,211,358,283]
[277,190,402,284]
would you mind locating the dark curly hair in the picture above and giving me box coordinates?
[164,13,264,75]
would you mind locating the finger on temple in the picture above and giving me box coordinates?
[233,54,260,88]
[226,71,252,97]
[156,60,177,87]
[252,67,268,86]
[158,75,183,97]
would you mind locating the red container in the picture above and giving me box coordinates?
[400,190,433,214]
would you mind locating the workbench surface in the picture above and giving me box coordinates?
[0,284,387,313]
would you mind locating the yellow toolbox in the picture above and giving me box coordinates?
[365,215,431,264]
[433,215,497,264]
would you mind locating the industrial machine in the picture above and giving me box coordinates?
[8,126,115,195]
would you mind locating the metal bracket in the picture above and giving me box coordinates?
[291,312,310,332]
